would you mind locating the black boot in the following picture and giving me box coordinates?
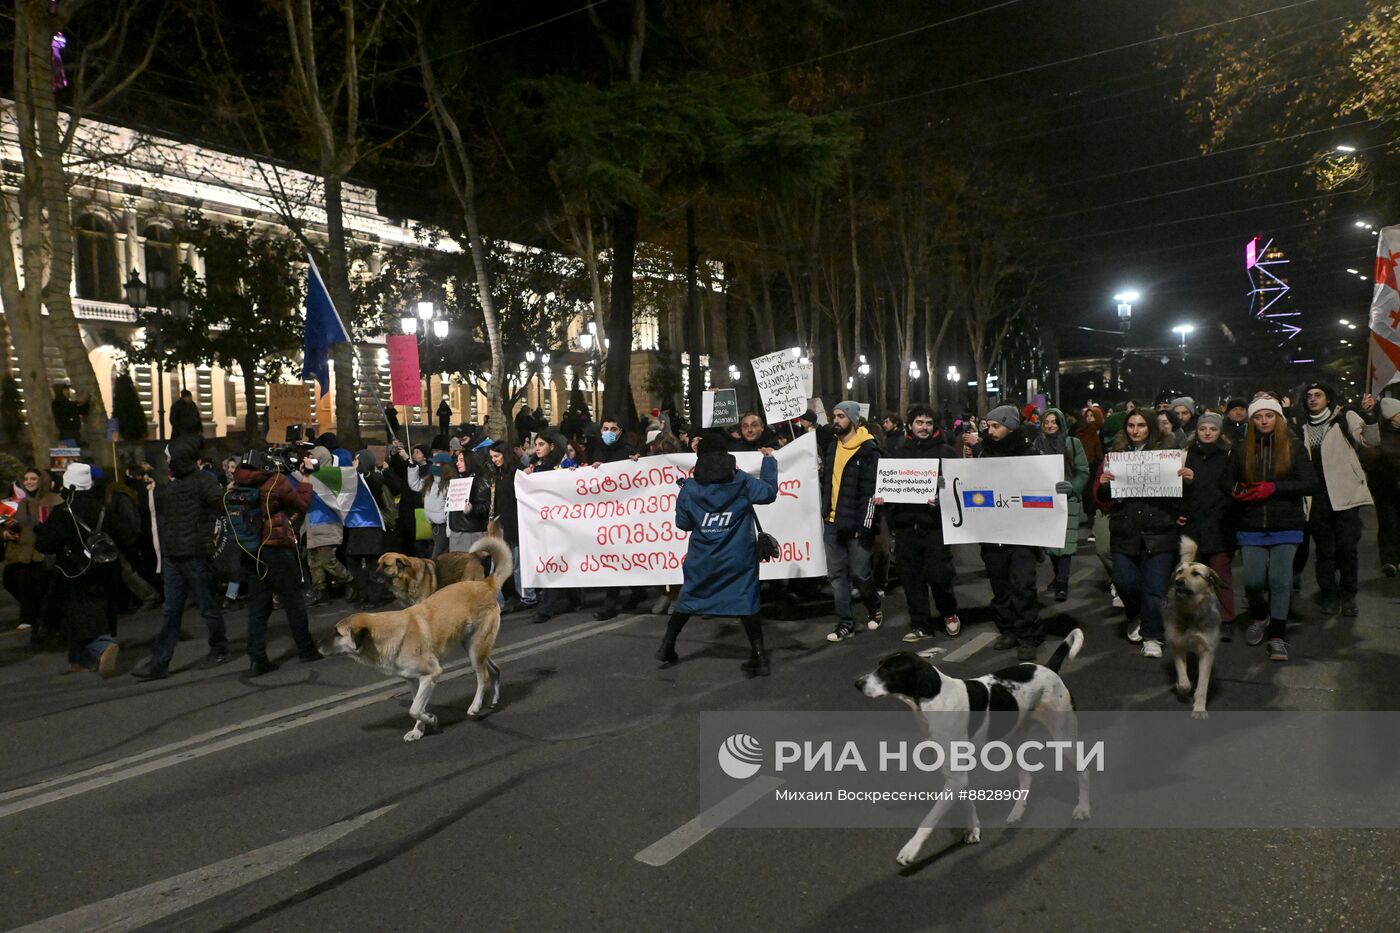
[740,616,769,676]
[655,638,679,668]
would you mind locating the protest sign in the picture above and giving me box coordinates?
[807,399,827,425]
[940,455,1067,547]
[446,477,475,512]
[1103,449,1185,498]
[518,431,827,588]
[874,458,941,504]
[266,383,310,443]
[751,349,808,423]
[799,358,814,397]
[702,388,740,428]
[857,402,871,422]
[386,334,423,407]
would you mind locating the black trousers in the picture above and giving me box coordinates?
[893,528,957,626]
[244,548,314,660]
[1377,484,1400,567]
[3,561,51,636]
[980,543,1041,645]
[1309,499,1362,598]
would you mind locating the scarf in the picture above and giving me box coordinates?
[1304,408,1332,451]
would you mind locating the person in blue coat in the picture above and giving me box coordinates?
[655,433,779,674]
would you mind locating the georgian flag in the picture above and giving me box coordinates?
[1370,224,1400,394]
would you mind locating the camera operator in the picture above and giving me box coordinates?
[232,449,319,676]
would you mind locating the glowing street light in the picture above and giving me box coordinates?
[1114,289,1140,326]
[1173,322,1195,357]
[1335,144,1357,153]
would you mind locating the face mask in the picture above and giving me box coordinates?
[602,430,618,445]
[430,465,442,477]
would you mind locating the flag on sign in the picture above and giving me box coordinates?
[302,253,351,398]
[1369,224,1400,394]
[1021,496,1054,509]
[303,468,383,529]
[962,489,995,508]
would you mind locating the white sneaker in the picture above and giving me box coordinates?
[1127,621,1142,644]
[1140,639,1162,658]
[866,609,884,631]
[16,623,31,631]
[1111,585,1124,609]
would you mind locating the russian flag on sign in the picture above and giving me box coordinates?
[962,490,995,508]
[1021,496,1054,509]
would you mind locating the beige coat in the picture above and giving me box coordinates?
[1305,409,1379,512]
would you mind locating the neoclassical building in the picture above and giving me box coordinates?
[2,105,696,441]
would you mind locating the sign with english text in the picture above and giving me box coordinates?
[940,455,1067,547]
[1103,449,1185,498]
[517,431,827,588]
[751,349,808,423]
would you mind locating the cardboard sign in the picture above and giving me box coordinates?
[386,334,422,407]
[751,349,808,423]
[265,383,310,443]
[1104,449,1185,498]
[446,476,475,512]
[799,358,814,397]
[875,458,941,504]
[941,455,1067,547]
[702,388,740,428]
[518,431,827,588]
[857,402,871,422]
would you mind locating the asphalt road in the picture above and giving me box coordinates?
[2,533,1399,932]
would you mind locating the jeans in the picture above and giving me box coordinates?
[70,633,116,667]
[512,545,536,606]
[1051,554,1073,588]
[1111,550,1175,642]
[892,528,956,626]
[823,523,879,624]
[1309,500,1362,598]
[245,548,314,660]
[430,523,448,558]
[150,557,228,666]
[981,544,1041,645]
[1242,543,1297,637]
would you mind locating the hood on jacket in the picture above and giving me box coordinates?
[167,434,202,477]
[311,445,334,469]
[981,422,1037,457]
[355,448,377,475]
[838,425,876,451]
[693,451,736,484]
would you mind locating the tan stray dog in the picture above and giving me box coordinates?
[326,537,511,741]
[378,550,487,607]
[1164,536,1223,719]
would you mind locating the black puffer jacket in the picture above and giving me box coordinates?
[820,430,881,537]
[447,468,491,534]
[1180,440,1235,554]
[1232,434,1319,534]
[883,431,955,534]
[154,435,224,559]
[1093,442,1182,557]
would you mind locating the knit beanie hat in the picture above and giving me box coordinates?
[355,449,377,474]
[985,404,1021,429]
[833,400,862,424]
[62,462,92,491]
[1380,397,1400,421]
[1171,396,1196,412]
[697,433,730,457]
[1196,412,1223,430]
[1247,397,1285,418]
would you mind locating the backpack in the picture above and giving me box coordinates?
[223,483,264,554]
[59,504,118,577]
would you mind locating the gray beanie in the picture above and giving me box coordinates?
[985,404,1021,429]
[1171,396,1196,412]
[1380,397,1400,421]
[355,448,377,475]
[833,400,862,424]
[1196,412,1223,430]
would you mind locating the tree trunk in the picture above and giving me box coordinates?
[684,207,703,423]
[605,203,638,428]
[322,173,360,448]
[848,168,862,377]
[0,194,56,465]
[241,364,260,441]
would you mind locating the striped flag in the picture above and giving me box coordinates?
[1021,496,1054,509]
[1369,224,1400,394]
[303,467,383,529]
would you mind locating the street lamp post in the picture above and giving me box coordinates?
[125,267,189,441]
[1172,323,1195,360]
[401,299,449,430]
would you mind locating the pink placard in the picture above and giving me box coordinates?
[386,334,422,407]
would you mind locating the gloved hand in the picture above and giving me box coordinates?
[1233,482,1276,503]
[1054,481,1072,495]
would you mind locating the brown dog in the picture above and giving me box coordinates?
[326,537,512,741]
[378,550,487,607]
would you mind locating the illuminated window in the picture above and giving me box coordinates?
[142,224,178,283]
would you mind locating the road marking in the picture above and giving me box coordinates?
[5,804,395,933]
[942,631,997,663]
[0,615,647,820]
[634,777,783,867]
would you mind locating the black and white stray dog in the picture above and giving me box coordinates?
[855,629,1091,866]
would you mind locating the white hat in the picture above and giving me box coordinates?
[1247,397,1284,419]
[1380,397,1400,421]
[62,462,92,491]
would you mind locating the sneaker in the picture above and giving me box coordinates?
[1384,563,1398,578]
[1140,639,1163,659]
[1054,585,1068,603]
[992,633,1017,651]
[1111,586,1124,609]
[16,623,31,631]
[97,643,120,678]
[1245,619,1268,646]
[827,622,856,643]
[943,614,962,637]
[304,589,330,608]
[866,609,884,631]
[196,651,229,670]
[902,628,934,643]
[1341,597,1359,618]
[1016,643,1038,662]
[1267,638,1288,662]
[1126,622,1142,644]
[130,658,169,680]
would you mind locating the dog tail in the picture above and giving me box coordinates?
[1179,535,1199,565]
[469,536,513,589]
[1045,629,1083,674]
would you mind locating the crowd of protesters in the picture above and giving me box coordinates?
[3,379,1399,682]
